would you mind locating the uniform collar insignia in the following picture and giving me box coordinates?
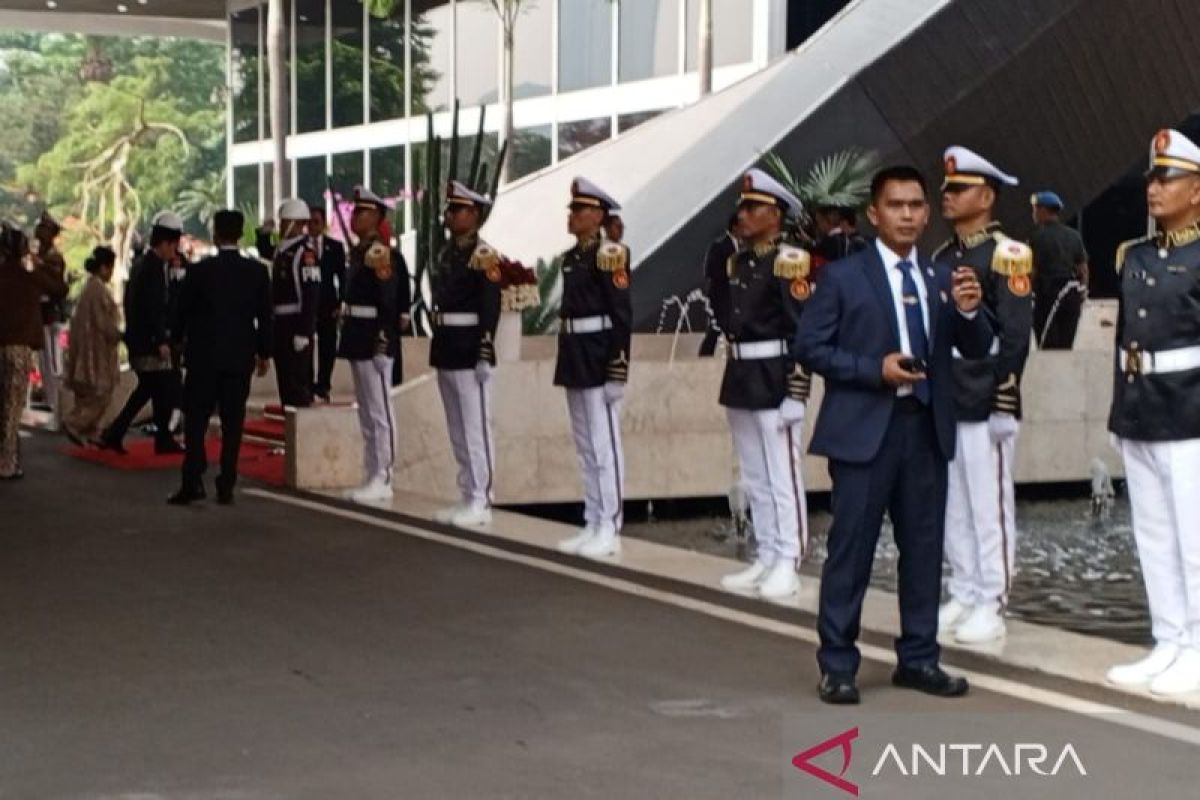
[752,237,780,257]
[454,233,478,251]
[957,220,1002,250]
[576,235,600,251]
[1157,223,1200,250]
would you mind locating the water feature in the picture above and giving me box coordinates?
[623,493,1149,646]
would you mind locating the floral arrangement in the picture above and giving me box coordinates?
[499,257,540,312]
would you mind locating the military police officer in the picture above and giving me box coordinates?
[269,199,322,408]
[713,169,813,601]
[340,187,411,504]
[554,178,633,561]
[933,146,1033,644]
[1105,129,1200,696]
[430,181,503,529]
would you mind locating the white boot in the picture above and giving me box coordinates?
[938,598,973,632]
[1106,643,1180,687]
[350,477,393,504]
[720,560,770,591]
[579,524,621,559]
[451,504,493,529]
[1148,647,1200,696]
[757,560,800,600]
[433,504,464,524]
[954,604,1006,644]
[557,526,596,555]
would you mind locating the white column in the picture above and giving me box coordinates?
[404,0,414,231]
[225,8,235,208]
[697,0,713,95]
[267,0,288,211]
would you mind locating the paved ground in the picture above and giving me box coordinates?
[1,434,1197,799]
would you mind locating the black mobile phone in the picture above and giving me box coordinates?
[899,357,927,373]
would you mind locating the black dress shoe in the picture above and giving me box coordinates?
[818,673,860,705]
[156,440,186,455]
[217,488,235,506]
[97,437,127,455]
[892,664,969,697]
[167,485,206,506]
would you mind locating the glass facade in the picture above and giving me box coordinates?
[229,0,779,219]
[369,3,406,122]
[686,0,753,69]
[619,0,680,83]
[513,0,553,100]
[456,1,500,106]
[230,7,259,144]
[330,0,365,128]
[559,0,613,92]
[294,0,326,133]
[296,155,326,208]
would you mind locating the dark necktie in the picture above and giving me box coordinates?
[896,259,930,404]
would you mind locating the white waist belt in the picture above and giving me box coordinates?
[274,303,301,315]
[951,338,1002,360]
[562,315,612,334]
[730,339,787,360]
[1120,345,1200,376]
[347,305,378,319]
[435,312,479,327]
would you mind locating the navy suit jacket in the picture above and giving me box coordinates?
[797,243,995,464]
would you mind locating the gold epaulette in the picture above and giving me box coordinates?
[990,234,1033,277]
[773,244,812,280]
[468,241,499,272]
[1115,236,1150,273]
[365,241,393,280]
[597,241,628,273]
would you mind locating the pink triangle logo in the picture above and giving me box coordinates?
[791,726,860,796]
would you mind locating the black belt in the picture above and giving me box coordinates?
[894,396,928,414]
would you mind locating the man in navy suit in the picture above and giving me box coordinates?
[796,166,994,704]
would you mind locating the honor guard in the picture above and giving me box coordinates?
[554,178,633,560]
[430,181,503,529]
[268,198,321,408]
[933,146,1033,644]
[714,169,813,600]
[307,204,347,402]
[1105,129,1200,696]
[340,186,409,504]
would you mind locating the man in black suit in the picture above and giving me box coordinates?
[101,211,186,455]
[307,204,346,402]
[168,210,272,506]
[796,166,994,704]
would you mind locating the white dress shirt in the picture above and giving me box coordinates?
[875,239,930,398]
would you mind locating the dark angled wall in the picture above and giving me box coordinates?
[633,0,1200,328]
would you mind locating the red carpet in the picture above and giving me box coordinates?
[65,438,286,487]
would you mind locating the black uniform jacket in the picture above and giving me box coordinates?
[430,235,503,370]
[933,222,1034,420]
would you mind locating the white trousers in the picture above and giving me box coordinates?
[437,369,495,508]
[726,407,807,563]
[38,323,63,419]
[1120,438,1200,648]
[565,388,625,531]
[351,356,396,484]
[944,421,1018,608]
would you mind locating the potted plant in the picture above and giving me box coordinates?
[496,257,539,361]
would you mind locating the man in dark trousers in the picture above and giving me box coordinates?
[101,211,185,455]
[1029,190,1088,349]
[699,213,740,357]
[267,199,321,408]
[307,204,346,401]
[796,165,993,705]
[167,210,272,506]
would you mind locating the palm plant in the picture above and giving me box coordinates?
[762,147,880,212]
[523,255,563,335]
